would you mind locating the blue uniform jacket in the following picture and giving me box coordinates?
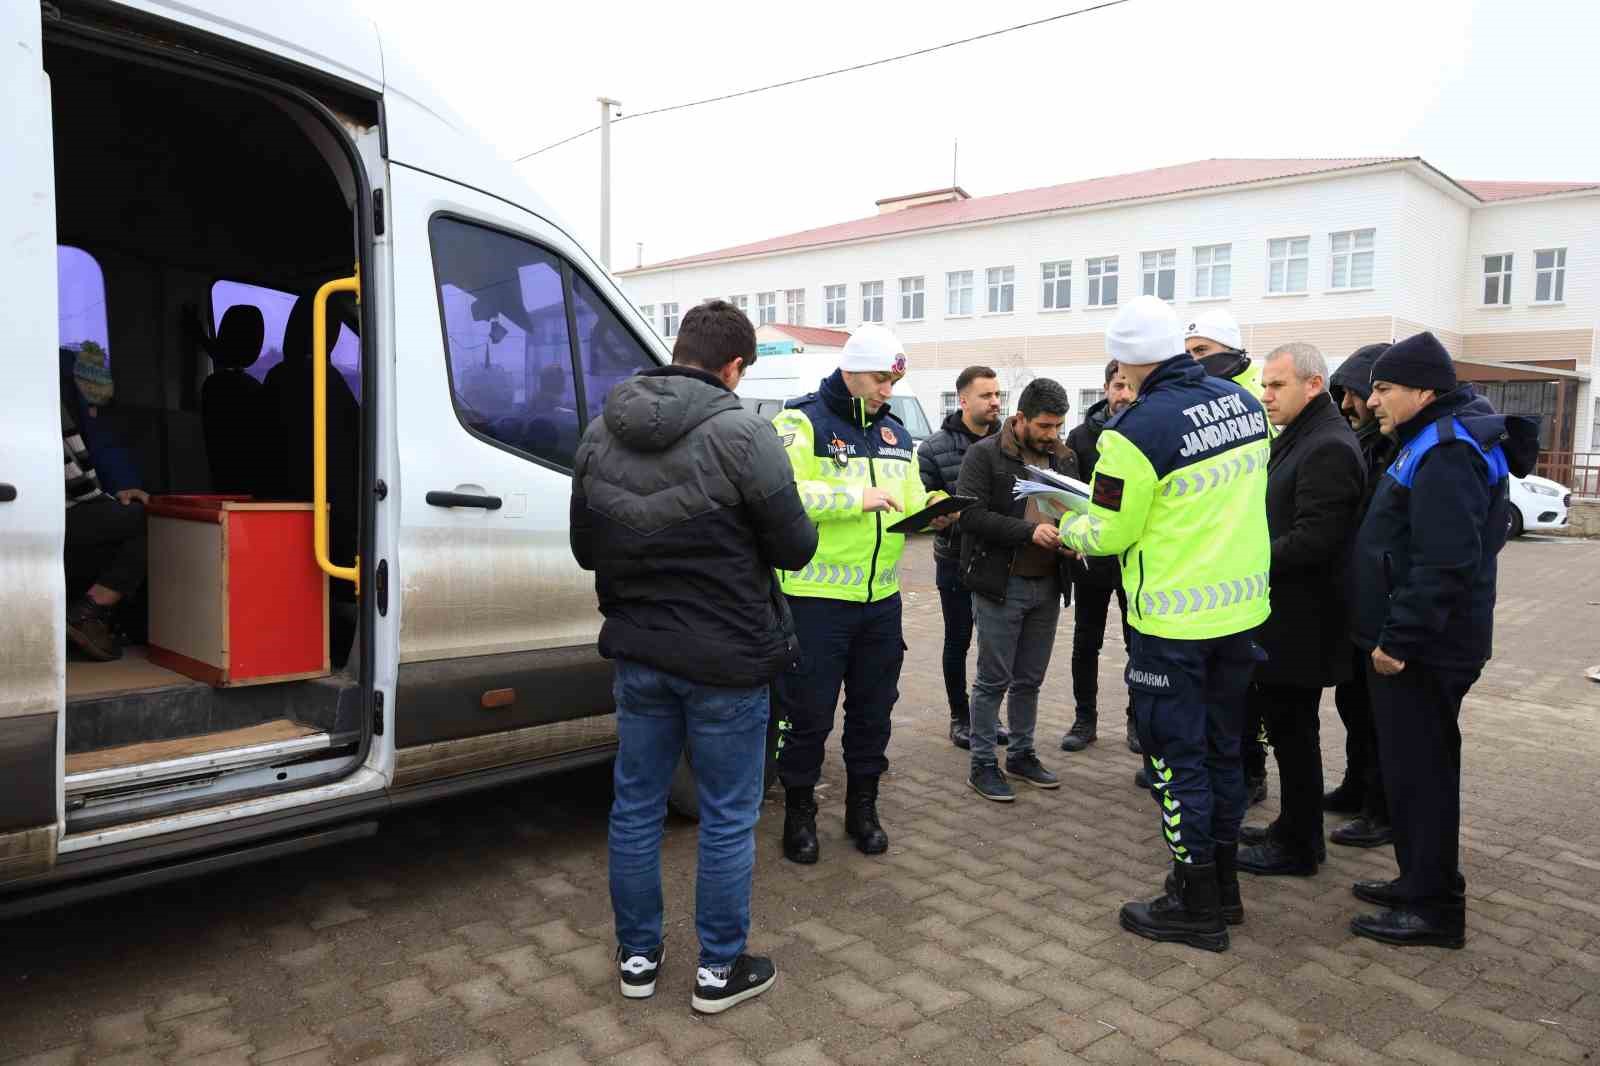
[1348,387,1539,670]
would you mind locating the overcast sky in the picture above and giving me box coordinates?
[355,0,1600,269]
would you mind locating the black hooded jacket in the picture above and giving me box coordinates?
[918,410,995,559]
[571,366,818,687]
[1348,387,1539,670]
[1064,399,1122,588]
[1329,345,1397,512]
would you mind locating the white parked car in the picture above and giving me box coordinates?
[1507,474,1570,537]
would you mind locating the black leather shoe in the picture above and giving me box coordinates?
[1060,716,1097,752]
[844,774,889,855]
[1331,816,1393,849]
[1246,776,1268,806]
[1236,839,1318,877]
[782,787,819,865]
[1240,823,1324,861]
[949,718,971,750]
[1353,873,1464,908]
[1322,781,1363,814]
[1350,907,1464,950]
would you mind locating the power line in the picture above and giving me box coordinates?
[513,0,1134,162]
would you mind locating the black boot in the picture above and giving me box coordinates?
[1215,842,1244,926]
[782,786,819,865]
[1125,710,1142,754]
[1060,712,1097,752]
[949,716,971,750]
[1120,862,1229,952]
[844,774,889,855]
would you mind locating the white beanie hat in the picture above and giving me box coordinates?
[1106,295,1183,366]
[1184,307,1243,352]
[840,324,908,375]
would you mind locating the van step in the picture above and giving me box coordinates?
[65,720,329,797]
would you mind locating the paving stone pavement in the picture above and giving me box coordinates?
[2,537,1597,1065]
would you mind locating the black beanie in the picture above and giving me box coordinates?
[1371,331,1456,394]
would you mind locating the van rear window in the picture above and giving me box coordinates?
[58,245,109,362]
[211,280,361,397]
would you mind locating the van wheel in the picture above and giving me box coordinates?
[666,710,782,820]
[1508,508,1525,538]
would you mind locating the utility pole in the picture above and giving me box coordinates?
[597,96,621,269]
[952,138,958,187]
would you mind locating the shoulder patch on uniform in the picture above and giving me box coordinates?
[777,429,796,448]
[1093,473,1125,511]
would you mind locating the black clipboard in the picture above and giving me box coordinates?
[887,494,977,534]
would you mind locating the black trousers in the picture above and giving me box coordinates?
[1334,645,1389,821]
[1369,658,1479,908]
[65,496,147,599]
[1252,681,1324,853]
[934,555,973,722]
[774,594,904,790]
[1243,701,1269,783]
[1069,576,1130,720]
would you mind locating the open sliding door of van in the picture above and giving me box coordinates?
[0,3,66,885]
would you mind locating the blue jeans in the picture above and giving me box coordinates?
[610,658,770,968]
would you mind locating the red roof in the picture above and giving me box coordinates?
[769,324,851,347]
[623,157,1598,273]
[1459,179,1600,202]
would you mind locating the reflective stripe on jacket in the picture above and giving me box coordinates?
[774,369,939,603]
[1059,355,1272,640]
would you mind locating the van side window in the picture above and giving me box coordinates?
[57,246,110,364]
[211,281,361,398]
[431,217,630,471]
[571,273,655,414]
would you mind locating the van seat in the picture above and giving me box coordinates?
[201,304,267,494]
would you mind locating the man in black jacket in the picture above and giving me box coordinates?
[955,379,1076,803]
[571,300,818,1012]
[1323,343,1396,848]
[1347,332,1538,948]
[1235,343,1364,877]
[918,366,1003,749]
[1060,359,1136,753]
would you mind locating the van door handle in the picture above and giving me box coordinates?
[426,490,502,510]
[0,484,16,503]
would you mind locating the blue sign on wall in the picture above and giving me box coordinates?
[756,340,798,356]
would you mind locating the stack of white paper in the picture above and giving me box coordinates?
[1012,465,1094,522]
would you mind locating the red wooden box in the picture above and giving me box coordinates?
[145,495,329,686]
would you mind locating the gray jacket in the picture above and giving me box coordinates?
[571,366,818,687]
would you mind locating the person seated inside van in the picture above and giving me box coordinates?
[62,353,149,662]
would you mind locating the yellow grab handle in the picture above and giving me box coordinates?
[313,272,360,593]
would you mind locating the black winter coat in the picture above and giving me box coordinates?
[1348,387,1538,671]
[571,366,818,687]
[954,416,1076,604]
[1064,399,1121,589]
[918,410,995,559]
[1254,393,1365,687]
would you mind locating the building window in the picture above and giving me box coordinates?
[986,267,1015,313]
[824,284,847,326]
[1535,248,1567,303]
[1193,244,1231,299]
[1268,237,1310,294]
[1329,229,1375,290]
[1141,249,1176,301]
[1086,257,1118,307]
[1482,255,1512,306]
[941,390,1009,419]
[1078,389,1101,425]
[784,288,805,325]
[899,276,925,321]
[661,302,680,338]
[946,271,974,316]
[730,294,749,320]
[1041,260,1071,309]
[638,303,655,324]
[861,281,885,323]
[757,291,777,325]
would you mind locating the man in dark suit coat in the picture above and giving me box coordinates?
[1236,342,1365,877]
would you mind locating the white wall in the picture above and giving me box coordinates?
[1393,171,1472,333]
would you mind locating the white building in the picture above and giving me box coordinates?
[618,157,1599,466]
